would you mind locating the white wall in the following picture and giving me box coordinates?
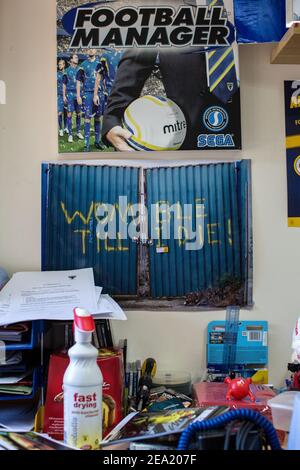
[1,0,300,387]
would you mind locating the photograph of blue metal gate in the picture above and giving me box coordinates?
[42,163,140,296]
[42,160,252,305]
[145,161,252,302]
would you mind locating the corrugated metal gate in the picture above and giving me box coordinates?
[42,161,252,304]
[42,164,140,295]
[145,161,251,299]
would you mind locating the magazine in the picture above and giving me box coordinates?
[0,432,76,451]
[102,406,228,445]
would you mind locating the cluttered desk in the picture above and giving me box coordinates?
[0,267,299,452]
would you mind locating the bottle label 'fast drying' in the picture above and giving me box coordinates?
[64,385,102,450]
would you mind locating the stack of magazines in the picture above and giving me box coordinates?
[101,406,230,449]
[0,323,34,397]
[0,432,75,450]
[0,323,29,343]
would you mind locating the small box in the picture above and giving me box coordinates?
[268,391,300,431]
[207,321,268,368]
[43,350,124,440]
[193,382,276,411]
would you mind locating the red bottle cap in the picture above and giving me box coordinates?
[74,307,95,332]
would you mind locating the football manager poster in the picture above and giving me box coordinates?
[57,0,241,154]
[284,80,300,227]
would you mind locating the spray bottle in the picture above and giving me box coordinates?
[63,308,103,450]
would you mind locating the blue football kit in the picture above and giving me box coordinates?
[63,65,82,136]
[63,66,81,113]
[95,60,110,116]
[57,70,64,114]
[76,52,124,150]
[101,49,124,95]
[76,57,103,150]
[77,58,100,118]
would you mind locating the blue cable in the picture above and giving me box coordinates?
[177,409,282,451]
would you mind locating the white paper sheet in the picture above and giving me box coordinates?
[94,294,127,320]
[0,294,10,323]
[101,412,138,444]
[2,351,22,366]
[0,269,98,325]
[0,401,35,432]
[0,270,126,325]
[0,371,31,385]
[95,286,103,303]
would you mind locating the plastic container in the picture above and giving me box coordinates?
[152,371,192,396]
[63,308,103,450]
[288,393,300,449]
[268,391,300,431]
[3,321,41,351]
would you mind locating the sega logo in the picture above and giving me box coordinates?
[203,106,229,132]
[198,134,235,148]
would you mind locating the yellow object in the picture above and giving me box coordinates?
[34,405,45,433]
[288,217,300,227]
[251,369,268,385]
[156,247,169,254]
[286,135,300,149]
[141,358,157,378]
[102,395,116,434]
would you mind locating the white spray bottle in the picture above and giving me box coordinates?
[63,308,103,450]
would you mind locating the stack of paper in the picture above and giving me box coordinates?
[0,370,33,396]
[0,324,29,342]
[0,268,127,326]
[0,401,36,432]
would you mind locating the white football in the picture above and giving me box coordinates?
[123,95,187,151]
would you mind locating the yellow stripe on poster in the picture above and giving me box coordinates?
[286,135,300,149]
[130,135,180,151]
[210,60,235,93]
[209,47,232,76]
[124,108,142,140]
[143,95,165,107]
[288,217,300,227]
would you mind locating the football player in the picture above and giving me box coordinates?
[76,49,104,152]
[63,54,83,143]
[57,59,66,137]
[93,57,110,150]
[102,49,124,96]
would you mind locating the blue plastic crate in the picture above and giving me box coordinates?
[0,321,41,351]
[0,321,43,402]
